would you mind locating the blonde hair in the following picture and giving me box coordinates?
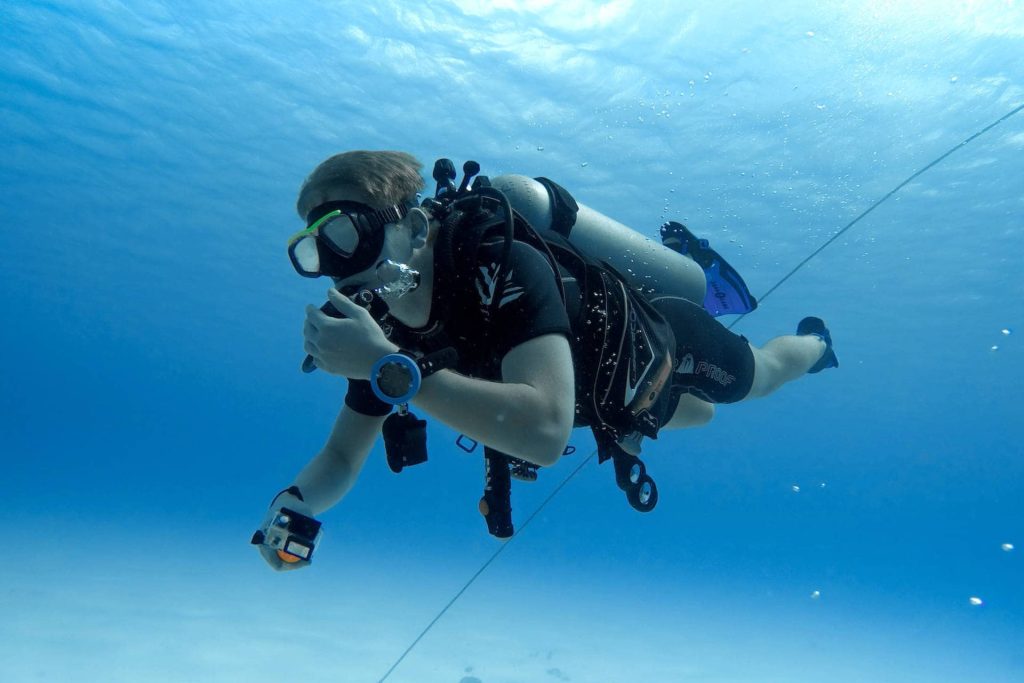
[295,150,425,219]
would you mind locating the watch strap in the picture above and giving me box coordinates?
[412,346,458,378]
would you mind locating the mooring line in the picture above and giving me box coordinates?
[728,101,1024,330]
[377,451,596,683]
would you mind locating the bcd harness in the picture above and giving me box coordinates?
[374,159,679,537]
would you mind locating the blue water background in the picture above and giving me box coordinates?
[2,1,1022,681]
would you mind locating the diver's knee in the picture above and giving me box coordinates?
[745,343,781,398]
[692,400,715,427]
[666,395,715,429]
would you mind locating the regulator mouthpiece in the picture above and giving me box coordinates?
[374,260,420,302]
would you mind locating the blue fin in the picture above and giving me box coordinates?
[660,221,758,317]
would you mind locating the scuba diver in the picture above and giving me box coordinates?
[252,150,838,570]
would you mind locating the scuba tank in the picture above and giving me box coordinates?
[489,174,707,307]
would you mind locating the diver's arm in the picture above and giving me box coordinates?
[412,333,575,467]
[290,405,387,515]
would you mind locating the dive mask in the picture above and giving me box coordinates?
[287,200,410,279]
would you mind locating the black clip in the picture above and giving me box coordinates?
[456,434,478,453]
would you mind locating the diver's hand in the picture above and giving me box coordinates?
[303,288,398,379]
[254,490,317,573]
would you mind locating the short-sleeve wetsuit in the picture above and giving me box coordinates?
[345,238,571,416]
[345,236,755,427]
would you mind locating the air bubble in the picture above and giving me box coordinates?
[810,590,821,599]
[1002,328,1012,335]
[969,597,983,606]
[791,485,800,493]
[1002,543,1014,552]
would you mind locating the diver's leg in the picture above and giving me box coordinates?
[744,316,839,397]
[744,335,827,399]
[663,393,715,429]
[654,298,752,430]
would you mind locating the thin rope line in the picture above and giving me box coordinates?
[727,101,1024,330]
[377,450,596,683]
[377,101,1024,681]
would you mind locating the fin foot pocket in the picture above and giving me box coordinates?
[797,316,839,373]
[660,221,703,256]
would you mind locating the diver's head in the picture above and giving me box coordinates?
[296,150,425,218]
[289,151,433,288]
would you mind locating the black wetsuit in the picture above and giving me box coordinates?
[345,239,571,416]
[657,297,755,405]
[345,238,755,425]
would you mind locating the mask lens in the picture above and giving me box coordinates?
[291,235,320,275]
[319,214,360,257]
